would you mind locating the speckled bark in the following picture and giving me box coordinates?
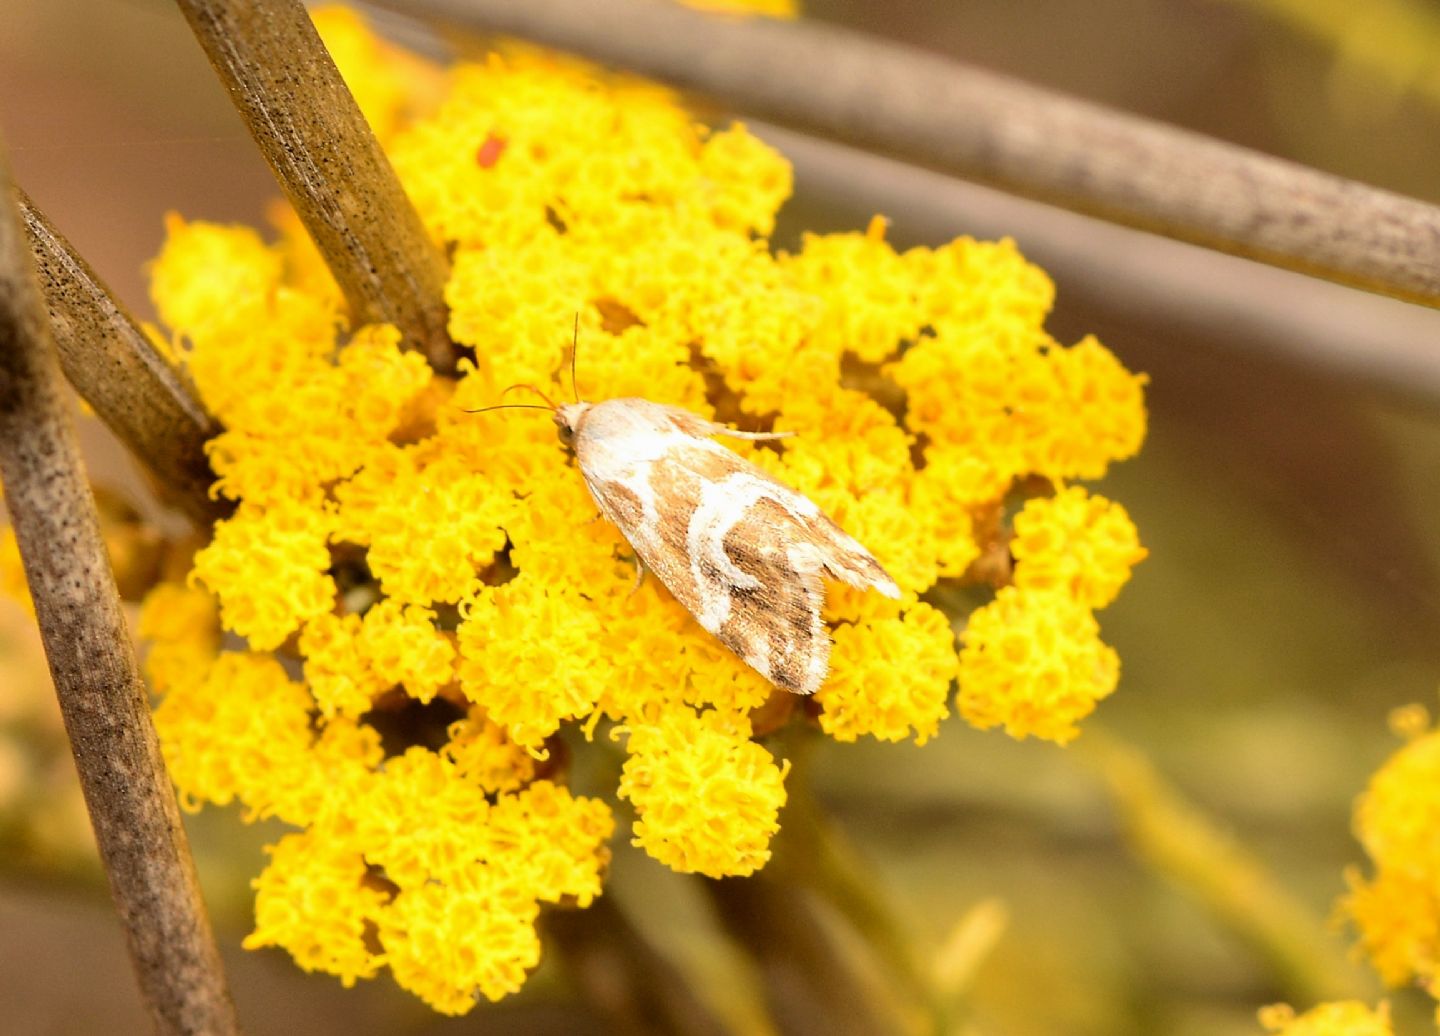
[17,191,227,527]
[0,150,238,1035]
[391,0,1440,308]
[175,0,455,368]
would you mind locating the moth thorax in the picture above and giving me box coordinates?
[554,401,590,445]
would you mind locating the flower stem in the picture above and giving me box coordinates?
[774,779,949,1033]
[0,144,238,1034]
[702,732,926,1036]
[387,0,1440,308]
[175,0,455,369]
[15,191,227,527]
[544,894,731,1036]
[1079,726,1374,1004]
[704,868,915,1036]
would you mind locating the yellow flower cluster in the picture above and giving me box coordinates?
[1342,708,1440,993]
[134,4,1146,1012]
[619,708,790,877]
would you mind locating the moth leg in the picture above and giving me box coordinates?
[714,427,794,442]
[664,405,795,442]
[700,420,794,442]
[627,555,646,597]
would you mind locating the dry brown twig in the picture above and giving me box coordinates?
[0,143,239,1036]
[381,0,1440,310]
[175,0,456,370]
[17,191,227,527]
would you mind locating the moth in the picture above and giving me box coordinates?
[474,338,900,695]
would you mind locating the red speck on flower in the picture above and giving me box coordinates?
[476,135,507,168]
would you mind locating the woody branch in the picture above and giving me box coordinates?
[17,191,227,527]
[175,0,456,370]
[383,0,1440,310]
[0,143,239,1036]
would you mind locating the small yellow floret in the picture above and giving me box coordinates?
[819,603,957,744]
[697,124,793,236]
[1031,336,1149,480]
[1354,726,1440,874]
[360,599,456,704]
[350,746,491,888]
[379,874,541,1012]
[245,831,386,987]
[1011,487,1147,609]
[485,779,615,905]
[1343,866,1440,987]
[335,447,507,605]
[300,612,387,718]
[443,709,537,794]
[781,224,919,364]
[456,579,609,750]
[149,215,281,342]
[619,708,789,877]
[137,583,221,696]
[190,501,336,651]
[1342,725,1440,988]
[152,653,315,815]
[957,587,1119,744]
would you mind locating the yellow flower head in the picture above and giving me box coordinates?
[134,3,1147,1012]
[1343,717,1440,990]
[1012,485,1148,609]
[1257,1001,1392,1036]
[619,708,789,877]
[957,587,1120,744]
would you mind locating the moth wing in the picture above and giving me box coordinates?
[709,496,832,695]
[654,404,900,600]
[783,499,900,600]
[575,403,899,695]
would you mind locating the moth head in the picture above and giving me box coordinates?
[463,316,588,436]
[553,402,590,448]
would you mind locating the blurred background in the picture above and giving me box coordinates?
[3,1,1440,1033]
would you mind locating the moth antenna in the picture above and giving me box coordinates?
[570,312,581,403]
[501,383,559,409]
[462,403,556,415]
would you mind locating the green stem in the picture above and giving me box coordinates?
[1078,725,1375,1004]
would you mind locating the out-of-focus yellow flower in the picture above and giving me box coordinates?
[0,525,31,614]
[132,3,1147,1012]
[681,0,800,17]
[311,5,447,143]
[1343,710,1440,992]
[1257,1001,1392,1036]
[137,582,221,697]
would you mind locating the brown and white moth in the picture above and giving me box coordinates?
[550,396,900,695]
[474,331,900,694]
